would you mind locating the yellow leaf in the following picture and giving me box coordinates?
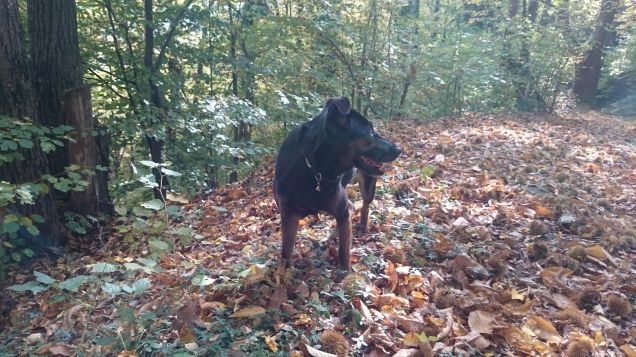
[264,336,278,353]
[523,315,562,344]
[584,245,617,266]
[403,332,421,347]
[411,291,426,299]
[231,305,266,318]
[510,289,525,301]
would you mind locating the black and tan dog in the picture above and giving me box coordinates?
[274,96,400,272]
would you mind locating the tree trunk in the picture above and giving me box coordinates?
[64,87,97,214]
[397,0,419,116]
[0,0,64,242]
[28,0,81,177]
[144,0,169,198]
[28,0,109,215]
[573,0,618,105]
[527,0,539,22]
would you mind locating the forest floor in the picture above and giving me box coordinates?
[1,110,636,357]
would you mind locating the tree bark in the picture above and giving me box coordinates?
[573,0,618,105]
[28,0,82,176]
[0,0,64,242]
[144,0,169,198]
[28,0,109,215]
[64,87,97,214]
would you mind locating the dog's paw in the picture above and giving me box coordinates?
[334,268,351,282]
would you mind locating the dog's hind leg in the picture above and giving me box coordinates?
[357,172,377,234]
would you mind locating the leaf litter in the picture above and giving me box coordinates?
[1,111,635,356]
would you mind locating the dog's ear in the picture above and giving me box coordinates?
[324,96,351,127]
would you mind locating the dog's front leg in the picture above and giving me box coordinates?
[357,173,377,234]
[336,209,352,271]
[280,213,300,266]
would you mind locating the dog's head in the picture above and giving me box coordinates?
[320,96,401,176]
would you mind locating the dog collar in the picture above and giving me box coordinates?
[304,157,323,191]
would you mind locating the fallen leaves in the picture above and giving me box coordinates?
[3,111,635,356]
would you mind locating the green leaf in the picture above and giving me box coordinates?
[132,206,153,217]
[148,239,170,252]
[18,139,34,149]
[31,214,45,223]
[102,282,122,296]
[26,224,39,236]
[122,278,151,294]
[136,257,157,267]
[34,271,56,285]
[90,263,118,273]
[68,172,82,180]
[160,167,182,177]
[59,275,93,292]
[114,205,128,216]
[139,160,160,168]
[2,221,20,234]
[141,199,164,211]
[191,275,214,287]
[4,214,18,223]
[7,281,49,294]
[41,141,56,153]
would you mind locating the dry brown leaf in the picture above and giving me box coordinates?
[455,331,491,350]
[522,315,562,344]
[116,351,138,357]
[402,332,420,347]
[268,286,287,310]
[35,343,75,356]
[392,348,420,357]
[303,343,338,357]
[468,310,495,334]
[503,299,535,316]
[502,326,552,355]
[232,305,266,318]
[385,261,399,292]
[353,298,374,323]
[621,344,636,357]
[375,293,410,309]
[584,245,618,266]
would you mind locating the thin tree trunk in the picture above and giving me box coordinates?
[144,0,169,198]
[573,0,618,105]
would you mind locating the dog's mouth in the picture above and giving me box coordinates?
[356,155,386,175]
